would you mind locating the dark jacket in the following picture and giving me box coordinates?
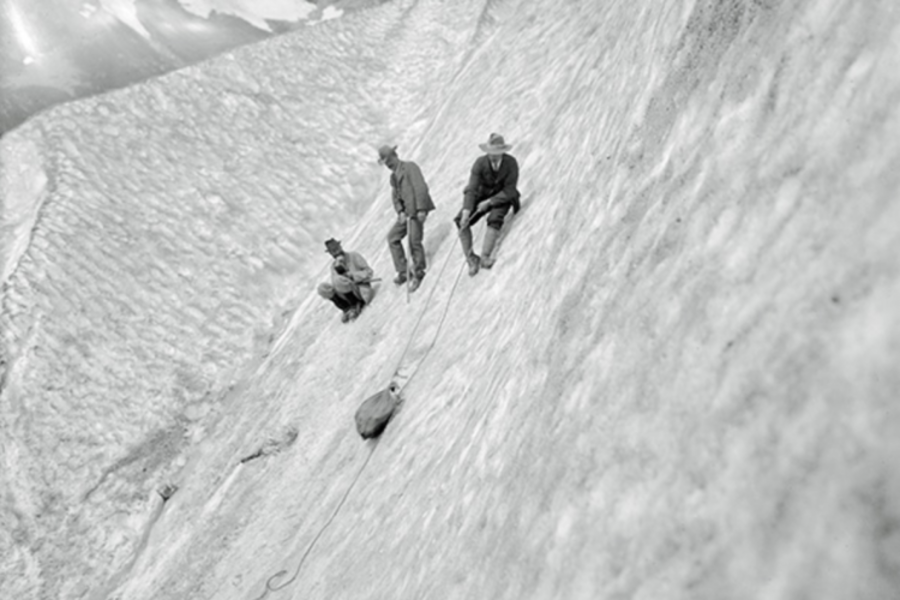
[390,161,435,215]
[463,154,520,212]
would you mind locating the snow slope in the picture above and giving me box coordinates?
[2,0,899,598]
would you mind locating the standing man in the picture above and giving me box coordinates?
[317,238,375,323]
[378,144,435,293]
[454,133,521,276]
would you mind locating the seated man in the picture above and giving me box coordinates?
[317,238,374,322]
[454,133,521,275]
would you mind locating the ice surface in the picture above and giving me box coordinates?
[97,0,154,39]
[1,0,899,599]
[178,0,317,30]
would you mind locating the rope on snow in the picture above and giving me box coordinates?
[250,243,467,599]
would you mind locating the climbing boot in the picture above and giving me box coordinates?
[481,227,501,269]
[467,254,481,276]
[408,277,421,293]
[393,272,408,285]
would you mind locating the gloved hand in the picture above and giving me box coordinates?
[476,199,491,214]
[398,211,407,223]
[459,209,472,228]
[416,210,428,222]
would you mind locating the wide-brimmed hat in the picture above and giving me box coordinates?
[324,238,342,252]
[377,144,398,164]
[479,133,512,155]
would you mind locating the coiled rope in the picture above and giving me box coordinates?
[251,238,466,599]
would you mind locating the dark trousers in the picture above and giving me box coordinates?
[453,201,511,231]
[329,292,360,311]
[387,216,426,278]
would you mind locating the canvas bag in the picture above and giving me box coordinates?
[355,382,400,439]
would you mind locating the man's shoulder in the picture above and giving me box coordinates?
[400,160,423,173]
[471,155,493,171]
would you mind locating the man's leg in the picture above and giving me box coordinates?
[481,204,511,269]
[387,219,409,284]
[408,216,427,283]
[454,209,486,276]
[335,282,372,321]
[331,290,363,321]
[318,283,355,320]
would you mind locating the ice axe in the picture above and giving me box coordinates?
[405,215,413,304]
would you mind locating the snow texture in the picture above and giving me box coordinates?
[178,0,317,30]
[1,0,899,598]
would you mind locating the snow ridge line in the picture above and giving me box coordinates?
[0,126,54,399]
[0,128,52,288]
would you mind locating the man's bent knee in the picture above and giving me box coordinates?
[317,282,335,298]
[487,206,510,230]
[358,284,374,305]
[387,221,407,243]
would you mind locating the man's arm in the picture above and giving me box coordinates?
[499,157,519,203]
[390,174,404,214]
[406,162,430,213]
[462,159,484,212]
[347,252,374,282]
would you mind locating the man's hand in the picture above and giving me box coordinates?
[416,210,427,222]
[398,211,407,223]
[459,209,472,229]
[476,199,492,214]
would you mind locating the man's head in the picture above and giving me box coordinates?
[479,133,512,158]
[377,144,400,170]
[324,238,344,258]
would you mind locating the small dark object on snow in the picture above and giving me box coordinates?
[355,382,401,439]
[239,449,263,464]
[158,483,178,502]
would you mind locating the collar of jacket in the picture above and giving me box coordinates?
[392,161,409,179]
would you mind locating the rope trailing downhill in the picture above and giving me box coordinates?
[250,246,466,599]
[250,128,523,596]
[251,446,376,600]
[393,241,467,391]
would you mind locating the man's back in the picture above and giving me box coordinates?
[390,160,434,214]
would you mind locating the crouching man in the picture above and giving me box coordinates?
[317,238,374,323]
